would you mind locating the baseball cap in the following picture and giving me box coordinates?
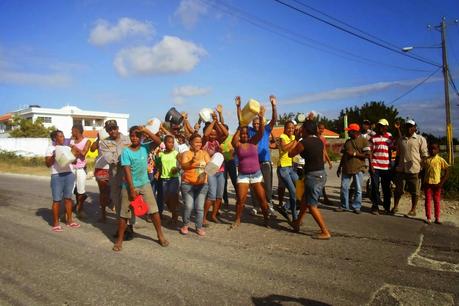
[362,119,371,125]
[104,119,118,129]
[405,119,416,126]
[378,119,389,126]
[345,123,360,132]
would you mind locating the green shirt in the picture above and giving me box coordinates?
[159,150,179,179]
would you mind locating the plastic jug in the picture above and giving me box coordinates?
[55,145,76,167]
[240,99,260,126]
[98,128,110,140]
[146,118,161,134]
[165,107,183,125]
[199,108,213,123]
[177,143,189,154]
[296,113,306,123]
[204,152,224,176]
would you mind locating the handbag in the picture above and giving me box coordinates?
[130,195,149,217]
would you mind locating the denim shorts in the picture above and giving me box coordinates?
[162,177,180,198]
[207,171,225,200]
[303,170,326,206]
[50,172,75,202]
[237,170,264,184]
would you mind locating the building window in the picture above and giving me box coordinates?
[95,119,104,127]
[84,119,94,127]
[38,116,52,123]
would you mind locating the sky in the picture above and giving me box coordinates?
[1,0,459,136]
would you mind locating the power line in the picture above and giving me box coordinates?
[196,0,431,73]
[273,0,442,68]
[388,68,441,105]
[448,70,459,97]
[290,0,439,65]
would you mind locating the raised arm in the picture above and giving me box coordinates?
[139,125,162,145]
[216,104,225,125]
[235,96,242,123]
[268,95,277,130]
[231,127,241,149]
[90,136,99,152]
[182,112,195,138]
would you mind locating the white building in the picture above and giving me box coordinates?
[11,105,129,138]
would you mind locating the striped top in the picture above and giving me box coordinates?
[369,132,393,170]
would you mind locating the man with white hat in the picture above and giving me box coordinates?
[392,119,428,216]
[369,119,393,214]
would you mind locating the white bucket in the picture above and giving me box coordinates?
[146,118,161,134]
[204,152,224,176]
[177,143,189,154]
[199,108,214,123]
[55,145,76,167]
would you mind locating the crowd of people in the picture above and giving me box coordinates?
[45,96,450,251]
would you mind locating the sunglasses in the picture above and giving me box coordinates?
[106,126,118,132]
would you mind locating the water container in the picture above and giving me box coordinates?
[296,113,306,123]
[177,143,189,154]
[199,108,213,123]
[98,128,110,140]
[165,107,183,125]
[55,145,76,167]
[146,118,161,134]
[204,152,224,176]
[240,99,260,126]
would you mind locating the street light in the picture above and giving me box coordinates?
[402,17,455,165]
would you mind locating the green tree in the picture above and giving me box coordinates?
[8,116,55,138]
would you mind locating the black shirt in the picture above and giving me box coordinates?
[300,136,324,172]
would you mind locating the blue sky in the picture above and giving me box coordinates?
[1,0,458,135]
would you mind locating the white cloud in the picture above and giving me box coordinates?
[113,36,207,76]
[172,85,211,105]
[174,0,208,29]
[89,17,154,46]
[0,70,72,87]
[283,76,442,105]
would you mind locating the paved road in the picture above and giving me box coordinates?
[0,172,458,305]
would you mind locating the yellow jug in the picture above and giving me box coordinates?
[240,99,260,126]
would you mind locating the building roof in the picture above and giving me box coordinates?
[0,113,12,123]
[271,126,339,139]
[14,105,129,119]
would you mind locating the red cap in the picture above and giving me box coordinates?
[345,123,360,132]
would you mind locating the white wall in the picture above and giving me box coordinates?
[0,138,51,157]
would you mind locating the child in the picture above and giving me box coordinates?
[423,142,449,224]
[112,126,169,251]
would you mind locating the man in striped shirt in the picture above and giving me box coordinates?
[369,119,393,214]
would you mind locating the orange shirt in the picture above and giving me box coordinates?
[180,150,210,185]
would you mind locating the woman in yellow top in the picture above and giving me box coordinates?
[178,133,210,236]
[277,121,300,221]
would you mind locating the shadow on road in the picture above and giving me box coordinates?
[252,294,331,306]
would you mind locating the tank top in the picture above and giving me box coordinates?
[70,138,89,169]
[236,143,260,174]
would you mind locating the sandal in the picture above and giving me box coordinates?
[51,225,63,232]
[180,226,189,235]
[196,228,206,236]
[67,222,81,228]
[112,244,122,252]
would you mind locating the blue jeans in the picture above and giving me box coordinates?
[207,172,225,201]
[340,172,363,211]
[370,169,392,211]
[181,183,209,229]
[149,173,163,213]
[277,166,299,220]
[50,172,75,202]
[223,159,238,204]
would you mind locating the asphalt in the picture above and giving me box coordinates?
[0,171,458,306]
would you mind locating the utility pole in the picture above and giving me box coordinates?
[440,17,454,165]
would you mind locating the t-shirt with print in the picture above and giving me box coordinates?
[181,150,210,185]
[120,144,150,188]
[46,145,73,175]
[278,133,295,167]
[159,150,179,179]
[249,124,272,162]
[423,155,449,185]
[342,137,371,175]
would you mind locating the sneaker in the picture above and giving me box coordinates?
[196,228,206,236]
[407,210,416,217]
[180,226,189,235]
[353,209,362,214]
[268,207,276,216]
[250,208,258,216]
[434,219,442,225]
[371,208,379,215]
[335,207,344,212]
